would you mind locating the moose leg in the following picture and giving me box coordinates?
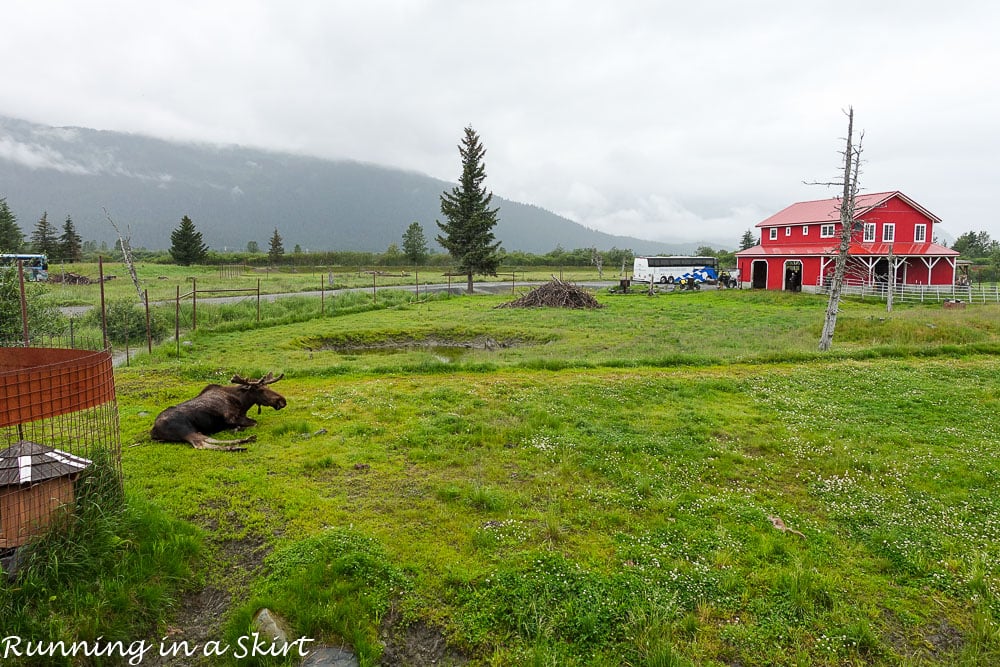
[186,432,257,452]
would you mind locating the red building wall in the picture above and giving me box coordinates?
[738,193,956,290]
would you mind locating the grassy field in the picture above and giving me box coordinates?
[10,284,1000,665]
[43,261,612,307]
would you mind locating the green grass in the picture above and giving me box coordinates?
[0,464,202,653]
[11,287,1000,665]
[41,261,611,308]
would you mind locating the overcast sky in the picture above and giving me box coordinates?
[2,1,998,246]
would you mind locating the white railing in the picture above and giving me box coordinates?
[815,280,1000,304]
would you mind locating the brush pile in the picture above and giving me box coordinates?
[495,278,604,309]
[48,272,98,285]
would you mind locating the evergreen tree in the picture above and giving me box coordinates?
[402,221,428,265]
[58,215,83,262]
[169,215,209,265]
[739,229,758,250]
[0,197,24,251]
[436,126,502,293]
[952,230,995,258]
[268,228,285,263]
[30,211,58,257]
[246,240,260,254]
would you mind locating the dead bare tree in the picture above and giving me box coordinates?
[104,208,143,301]
[818,108,863,352]
[591,247,604,279]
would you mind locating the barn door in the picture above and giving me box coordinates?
[784,261,803,292]
[750,260,768,289]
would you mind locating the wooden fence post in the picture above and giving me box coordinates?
[99,257,108,350]
[175,285,180,357]
[144,289,152,354]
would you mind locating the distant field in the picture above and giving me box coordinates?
[42,262,613,307]
[18,284,1000,665]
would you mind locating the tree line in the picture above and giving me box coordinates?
[0,200,83,262]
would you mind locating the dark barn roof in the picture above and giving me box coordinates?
[0,440,92,486]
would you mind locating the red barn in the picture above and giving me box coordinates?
[735,191,959,291]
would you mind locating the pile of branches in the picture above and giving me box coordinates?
[496,278,604,309]
[49,272,96,285]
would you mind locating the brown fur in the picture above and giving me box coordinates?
[151,373,286,451]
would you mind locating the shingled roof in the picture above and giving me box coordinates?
[0,441,92,486]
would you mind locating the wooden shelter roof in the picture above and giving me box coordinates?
[0,440,92,486]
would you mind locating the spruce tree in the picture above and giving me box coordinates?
[739,229,758,250]
[169,215,209,265]
[58,215,83,262]
[268,228,285,264]
[402,221,428,265]
[436,126,502,293]
[30,211,58,257]
[0,197,24,252]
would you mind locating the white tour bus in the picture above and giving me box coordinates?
[0,253,49,281]
[632,256,719,284]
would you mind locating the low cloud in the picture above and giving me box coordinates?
[557,190,766,248]
[0,130,176,186]
[0,135,93,174]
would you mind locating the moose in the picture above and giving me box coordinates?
[151,372,287,451]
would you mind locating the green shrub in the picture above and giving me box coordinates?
[0,463,201,657]
[84,298,168,345]
[0,266,67,343]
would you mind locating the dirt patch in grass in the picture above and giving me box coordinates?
[378,605,469,666]
[884,612,965,662]
[148,506,272,666]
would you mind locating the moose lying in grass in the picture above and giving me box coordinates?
[151,372,287,451]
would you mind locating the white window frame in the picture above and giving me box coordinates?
[820,224,836,238]
[883,223,895,242]
[863,223,876,243]
[802,225,809,236]
[769,227,778,241]
[785,227,792,237]
[914,224,926,242]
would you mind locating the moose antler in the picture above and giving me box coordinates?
[231,372,284,387]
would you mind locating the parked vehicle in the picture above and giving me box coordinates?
[632,255,718,285]
[0,254,49,281]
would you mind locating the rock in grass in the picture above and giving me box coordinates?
[252,607,292,647]
[301,645,360,667]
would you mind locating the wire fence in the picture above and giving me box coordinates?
[0,347,123,551]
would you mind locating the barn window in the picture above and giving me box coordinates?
[769,227,777,240]
[883,223,895,242]
[785,227,792,237]
[820,224,835,238]
[863,223,876,242]
[802,225,809,235]
[914,224,926,242]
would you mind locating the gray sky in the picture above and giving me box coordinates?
[2,0,998,247]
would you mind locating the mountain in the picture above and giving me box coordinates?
[0,115,692,255]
